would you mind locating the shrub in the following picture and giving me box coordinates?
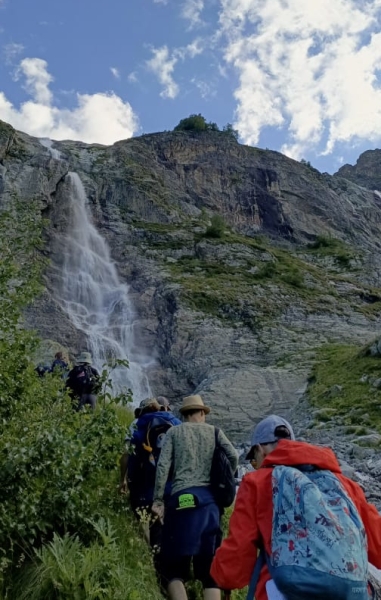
[0,199,136,595]
[309,235,340,250]
[16,517,162,600]
[205,215,226,238]
[174,114,208,132]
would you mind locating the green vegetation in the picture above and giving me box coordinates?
[300,158,320,175]
[15,517,160,600]
[174,114,239,141]
[308,343,381,432]
[0,200,161,599]
[205,215,226,239]
[307,235,355,268]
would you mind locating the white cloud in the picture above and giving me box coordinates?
[128,71,138,83]
[16,58,53,105]
[182,0,204,27]
[153,0,168,4]
[3,42,24,64]
[146,46,179,99]
[218,0,381,158]
[191,78,217,98]
[0,57,139,144]
[146,41,203,99]
[110,67,120,79]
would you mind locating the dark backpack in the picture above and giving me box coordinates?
[210,426,236,508]
[128,416,173,497]
[67,364,98,395]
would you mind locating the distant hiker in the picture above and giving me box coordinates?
[120,396,175,493]
[152,394,238,600]
[50,351,69,377]
[157,396,172,412]
[125,397,181,573]
[66,351,100,410]
[119,402,145,494]
[211,414,381,600]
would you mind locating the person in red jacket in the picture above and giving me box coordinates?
[211,415,381,600]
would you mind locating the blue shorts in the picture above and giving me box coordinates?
[160,486,221,587]
[161,486,221,557]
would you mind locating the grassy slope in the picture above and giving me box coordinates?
[308,342,381,436]
[131,218,381,336]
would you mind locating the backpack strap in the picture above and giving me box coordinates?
[143,422,153,453]
[246,548,265,600]
[214,426,220,448]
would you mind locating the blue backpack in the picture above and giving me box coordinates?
[248,466,371,600]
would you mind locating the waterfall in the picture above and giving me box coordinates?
[40,135,153,403]
[40,138,62,160]
[59,172,153,401]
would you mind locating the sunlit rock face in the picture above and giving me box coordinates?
[2,119,381,440]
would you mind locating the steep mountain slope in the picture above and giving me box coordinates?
[336,149,381,192]
[2,119,381,439]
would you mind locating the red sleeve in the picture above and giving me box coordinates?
[341,476,381,568]
[211,475,260,590]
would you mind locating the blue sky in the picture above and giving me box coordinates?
[1,0,381,173]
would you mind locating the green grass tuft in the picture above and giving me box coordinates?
[308,343,381,432]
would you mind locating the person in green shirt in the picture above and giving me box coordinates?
[152,394,238,600]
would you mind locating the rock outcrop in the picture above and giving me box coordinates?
[2,119,381,440]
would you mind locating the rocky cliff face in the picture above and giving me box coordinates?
[2,119,381,440]
[336,149,381,192]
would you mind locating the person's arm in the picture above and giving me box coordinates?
[343,478,381,568]
[153,428,174,503]
[218,429,239,472]
[211,475,259,590]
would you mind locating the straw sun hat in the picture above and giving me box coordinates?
[179,394,210,415]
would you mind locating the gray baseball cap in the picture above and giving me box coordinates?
[246,415,295,460]
[157,396,171,410]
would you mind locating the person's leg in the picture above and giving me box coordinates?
[149,513,163,577]
[161,557,190,600]
[194,555,220,600]
[203,588,220,600]
[167,580,188,600]
[87,393,96,410]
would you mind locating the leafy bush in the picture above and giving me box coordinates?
[174,115,239,140]
[174,114,209,132]
[16,517,161,600]
[0,200,138,596]
[205,215,226,238]
[308,235,340,250]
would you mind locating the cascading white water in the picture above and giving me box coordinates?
[59,172,152,401]
[39,139,153,401]
[40,138,62,160]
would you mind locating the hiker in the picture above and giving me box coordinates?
[157,396,172,412]
[66,351,100,410]
[50,351,69,377]
[211,414,381,600]
[119,400,154,494]
[152,394,238,600]
[125,398,181,558]
[120,396,175,493]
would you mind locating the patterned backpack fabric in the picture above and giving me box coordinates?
[268,466,370,600]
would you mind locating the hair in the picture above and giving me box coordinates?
[259,426,292,454]
[183,408,204,418]
[274,425,292,440]
[55,351,63,360]
[140,401,160,416]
